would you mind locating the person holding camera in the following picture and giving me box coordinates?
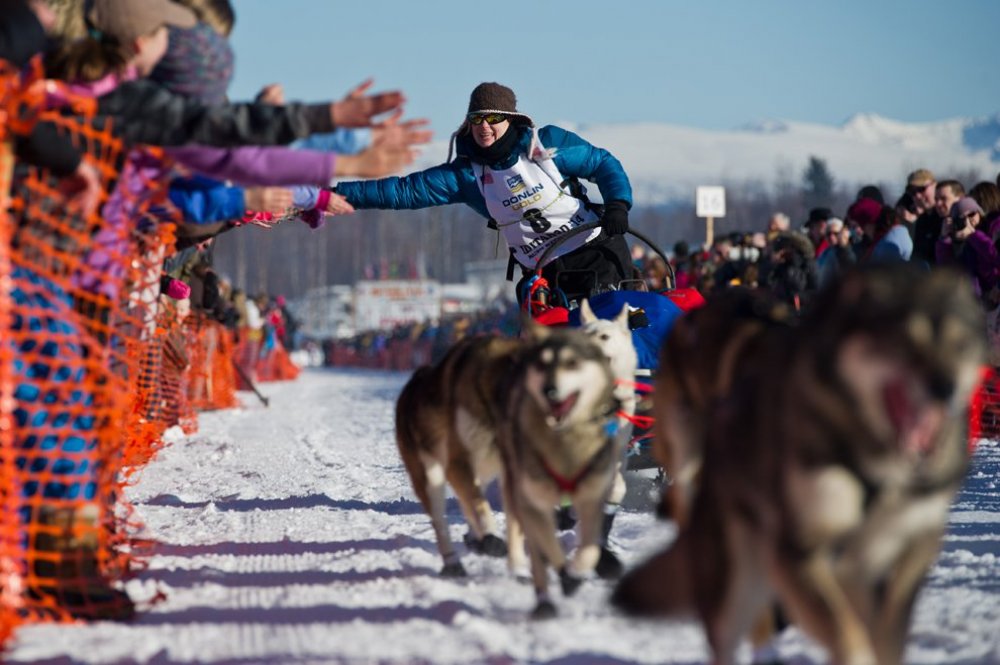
[935,197,1000,305]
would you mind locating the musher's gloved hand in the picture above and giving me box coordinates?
[602,200,630,236]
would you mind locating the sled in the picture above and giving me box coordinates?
[524,222,704,470]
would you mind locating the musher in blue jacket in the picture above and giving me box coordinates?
[333,82,635,306]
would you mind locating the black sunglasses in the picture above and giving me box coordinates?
[467,113,508,126]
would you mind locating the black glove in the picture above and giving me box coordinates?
[601,200,630,236]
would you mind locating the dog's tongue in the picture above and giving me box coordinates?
[883,378,941,455]
[548,391,579,421]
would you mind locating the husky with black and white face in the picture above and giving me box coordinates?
[614,265,987,665]
[498,320,621,619]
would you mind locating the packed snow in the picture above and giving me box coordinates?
[6,368,999,664]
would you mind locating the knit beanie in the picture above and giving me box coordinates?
[465,82,533,126]
[150,21,234,106]
[847,197,883,228]
[951,197,984,220]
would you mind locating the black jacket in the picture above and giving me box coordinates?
[95,80,336,148]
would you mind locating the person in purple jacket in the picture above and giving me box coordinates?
[936,197,1000,305]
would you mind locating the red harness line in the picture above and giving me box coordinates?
[614,378,655,428]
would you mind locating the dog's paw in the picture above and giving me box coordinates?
[555,506,577,531]
[559,568,583,596]
[531,599,558,620]
[439,562,467,577]
[595,546,624,580]
[479,534,508,558]
[462,530,481,551]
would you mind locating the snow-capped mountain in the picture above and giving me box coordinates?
[409,112,1000,206]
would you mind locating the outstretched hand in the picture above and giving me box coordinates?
[330,79,406,128]
[245,186,294,215]
[335,143,416,178]
[372,109,433,150]
[256,83,285,105]
[324,191,354,215]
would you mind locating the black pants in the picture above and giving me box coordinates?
[516,233,633,306]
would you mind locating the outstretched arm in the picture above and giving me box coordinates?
[333,161,481,213]
[97,80,405,148]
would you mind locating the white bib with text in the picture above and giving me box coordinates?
[474,152,601,269]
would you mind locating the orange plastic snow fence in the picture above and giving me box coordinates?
[186,315,240,412]
[0,58,182,634]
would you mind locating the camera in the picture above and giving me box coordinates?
[951,215,971,237]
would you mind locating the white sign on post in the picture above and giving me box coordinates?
[696,186,726,218]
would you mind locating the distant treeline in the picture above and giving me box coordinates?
[212,158,986,299]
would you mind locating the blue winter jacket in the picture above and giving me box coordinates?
[334,124,632,218]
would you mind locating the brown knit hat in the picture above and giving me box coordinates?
[465,82,533,126]
[88,0,196,43]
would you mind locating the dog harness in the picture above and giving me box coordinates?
[537,433,616,496]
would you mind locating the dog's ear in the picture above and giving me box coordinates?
[614,304,630,329]
[521,313,553,342]
[580,298,598,324]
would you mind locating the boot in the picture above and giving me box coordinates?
[29,504,135,621]
[595,508,624,580]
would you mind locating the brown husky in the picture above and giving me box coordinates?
[497,320,622,619]
[652,288,793,525]
[613,266,986,665]
[395,335,526,577]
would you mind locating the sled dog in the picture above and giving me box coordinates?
[395,335,525,577]
[498,319,621,618]
[652,288,792,525]
[614,266,986,665]
[579,299,638,577]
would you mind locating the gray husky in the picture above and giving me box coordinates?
[498,319,622,618]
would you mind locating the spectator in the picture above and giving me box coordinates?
[670,240,696,290]
[764,232,816,311]
[968,181,1000,239]
[816,217,856,287]
[896,192,920,227]
[934,180,966,225]
[868,206,913,263]
[804,207,833,258]
[936,197,1000,303]
[847,198,882,260]
[767,212,790,240]
[856,184,885,204]
[908,168,941,267]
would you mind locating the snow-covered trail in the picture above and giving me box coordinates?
[5,369,1000,664]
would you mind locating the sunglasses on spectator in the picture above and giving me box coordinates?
[960,212,980,221]
[907,184,930,193]
[468,113,508,126]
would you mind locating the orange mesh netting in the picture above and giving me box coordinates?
[0,58,181,628]
[0,127,20,645]
[256,340,300,383]
[186,315,239,412]
[128,297,196,450]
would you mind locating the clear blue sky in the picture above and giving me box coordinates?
[228,0,1000,137]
